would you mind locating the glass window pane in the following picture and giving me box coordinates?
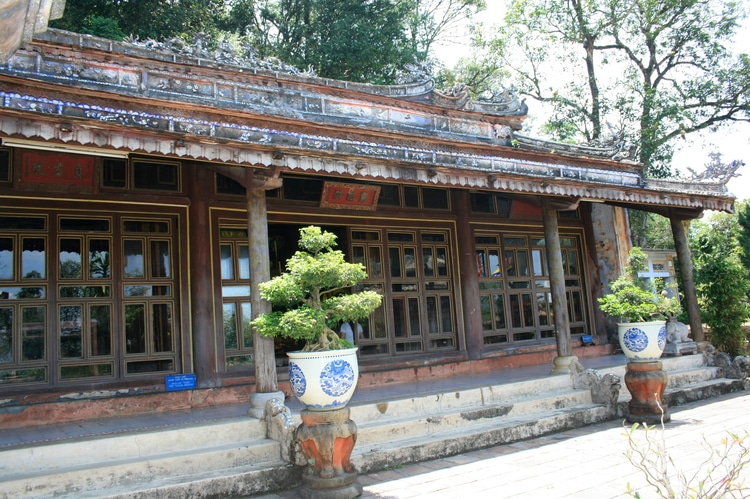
[404,248,416,278]
[480,296,492,331]
[152,303,173,353]
[426,296,438,334]
[220,244,233,280]
[440,296,452,333]
[22,238,45,279]
[436,247,448,277]
[392,298,406,337]
[505,251,516,277]
[241,302,253,349]
[493,294,506,329]
[150,240,171,278]
[476,250,487,278]
[89,239,110,279]
[90,305,112,356]
[22,306,45,361]
[522,293,534,327]
[389,247,402,278]
[408,297,420,336]
[238,245,250,280]
[123,240,144,278]
[404,186,419,207]
[59,239,82,279]
[368,247,382,278]
[536,293,549,326]
[352,246,365,266]
[423,248,434,277]
[125,304,146,354]
[223,303,238,350]
[489,250,501,277]
[532,249,544,277]
[60,305,82,358]
[570,290,584,322]
[0,307,12,363]
[222,285,251,297]
[517,250,529,277]
[0,238,13,279]
[567,250,579,275]
[509,295,521,328]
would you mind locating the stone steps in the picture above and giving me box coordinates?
[0,417,289,498]
[0,353,744,498]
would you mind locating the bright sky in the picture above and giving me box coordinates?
[434,1,750,200]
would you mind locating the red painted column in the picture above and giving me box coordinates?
[454,190,483,360]
[187,165,218,387]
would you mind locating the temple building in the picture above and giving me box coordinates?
[0,28,734,423]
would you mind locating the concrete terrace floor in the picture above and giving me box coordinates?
[253,390,750,499]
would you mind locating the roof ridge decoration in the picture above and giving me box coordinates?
[34,29,526,118]
[513,131,639,164]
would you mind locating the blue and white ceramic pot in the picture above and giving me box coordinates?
[617,321,668,362]
[287,347,359,411]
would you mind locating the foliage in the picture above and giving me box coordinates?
[691,212,750,356]
[599,247,681,322]
[736,200,750,281]
[629,210,675,250]
[52,0,226,42]
[472,0,750,177]
[624,421,750,498]
[251,226,382,352]
[54,0,484,84]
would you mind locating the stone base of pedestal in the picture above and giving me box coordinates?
[624,361,670,425]
[299,471,363,499]
[550,355,580,374]
[296,407,361,498]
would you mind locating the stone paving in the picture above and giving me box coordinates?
[254,390,750,498]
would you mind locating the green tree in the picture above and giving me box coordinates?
[691,211,750,356]
[475,0,750,177]
[52,0,226,41]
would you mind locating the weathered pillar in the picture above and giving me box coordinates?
[669,215,705,344]
[187,165,217,387]
[454,190,483,359]
[542,197,576,374]
[248,169,284,417]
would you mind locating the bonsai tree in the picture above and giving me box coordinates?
[251,226,382,352]
[598,247,681,323]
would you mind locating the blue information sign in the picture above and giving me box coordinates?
[165,374,197,391]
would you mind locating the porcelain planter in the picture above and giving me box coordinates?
[287,347,359,411]
[617,321,668,362]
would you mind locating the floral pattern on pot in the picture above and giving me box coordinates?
[622,327,649,352]
[289,362,307,397]
[657,326,667,350]
[319,359,355,397]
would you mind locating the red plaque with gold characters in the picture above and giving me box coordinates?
[320,182,380,210]
[20,151,95,191]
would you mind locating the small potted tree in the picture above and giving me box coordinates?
[599,247,681,362]
[251,226,382,410]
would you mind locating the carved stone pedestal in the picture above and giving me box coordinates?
[296,407,361,499]
[624,361,670,425]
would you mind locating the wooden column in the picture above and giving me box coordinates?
[248,169,279,393]
[669,215,705,343]
[542,197,576,373]
[187,165,218,387]
[454,190,483,359]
